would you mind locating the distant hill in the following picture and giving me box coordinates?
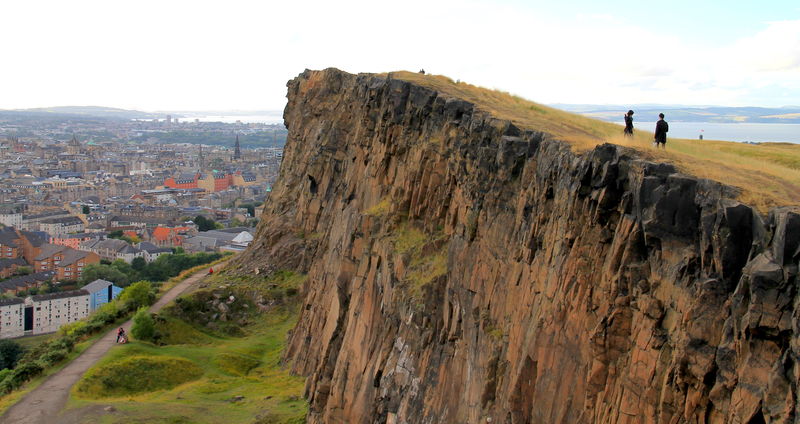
[10,106,163,120]
[553,104,800,124]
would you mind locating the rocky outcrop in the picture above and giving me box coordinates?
[236,68,800,423]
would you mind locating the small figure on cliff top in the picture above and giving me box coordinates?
[623,110,634,137]
[419,69,426,75]
[654,113,669,149]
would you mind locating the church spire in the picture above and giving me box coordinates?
[233,134,241,161]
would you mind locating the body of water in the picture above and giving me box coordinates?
[177,113,284,124]
[626,121,800,144]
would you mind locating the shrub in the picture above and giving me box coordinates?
[132,308,156,342]
[0,368,11,384]
[0,340,25,370]
[37,349,68,367]
[58,321,87,338]
[1,361,44,392]
[119,281,155,310]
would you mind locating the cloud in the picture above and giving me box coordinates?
[0,1,797,109]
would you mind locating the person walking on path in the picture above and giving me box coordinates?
[654,113,669,149]
[623,110,634,136]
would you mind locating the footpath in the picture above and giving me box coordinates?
[1,262,226,424]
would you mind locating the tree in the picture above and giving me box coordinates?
[80,264,129,286]
[194,215,217,232]
[0,340,24,370]
[108,230,124,239]
[14,266,32,276]
[131,308,155,342]
[209,158,225,169]
[118,281,154,310]
[82,205,90,215]
[131,257,146,271]
[229,218,244,228]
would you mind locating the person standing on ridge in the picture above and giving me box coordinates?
[654,113,669,149]
[623,110,634,136]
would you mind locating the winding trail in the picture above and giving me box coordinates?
[1,263,226,424]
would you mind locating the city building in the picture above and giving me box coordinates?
[39,216,85,236]
[183,228,253,252]
[0,272,54,295]
[0,227,22,258]
[81,279,123,311]
[0,298,25,339]
[24,290,90,335]
[0,258,28,278]
[50,232,105,249]
[80,238,142,263]
[33,244,100,281]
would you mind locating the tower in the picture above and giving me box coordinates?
[233,134,241,161]
[198,143,205,170]
[68,134,81,155]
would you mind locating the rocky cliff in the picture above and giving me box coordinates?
[236,68,800,423]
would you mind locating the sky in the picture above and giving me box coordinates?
[0,0,798,111]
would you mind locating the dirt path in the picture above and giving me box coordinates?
[1,263,226,424]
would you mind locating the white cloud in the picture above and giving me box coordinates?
[0,1,797,109]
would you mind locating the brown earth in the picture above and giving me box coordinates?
[234,68,800,423]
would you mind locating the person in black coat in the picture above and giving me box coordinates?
[654,113,668,149]
[623,110,634,136]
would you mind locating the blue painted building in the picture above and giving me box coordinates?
[82,279,123,311]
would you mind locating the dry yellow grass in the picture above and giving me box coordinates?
[388,71,800,212]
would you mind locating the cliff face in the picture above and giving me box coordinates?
[238,68,800,423]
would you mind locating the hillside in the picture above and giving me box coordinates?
[390,71,800,211]
[234,68,800,423]
[11,106,162,120]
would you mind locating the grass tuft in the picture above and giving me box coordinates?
[392,223,448,301]
[213,353,260,377]
[365,196,392,217]
[74,356,203,398]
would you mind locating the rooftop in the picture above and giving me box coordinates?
[82,279,115,293]
[30,289,89,301]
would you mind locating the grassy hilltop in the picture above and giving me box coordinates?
[390,71,800,212]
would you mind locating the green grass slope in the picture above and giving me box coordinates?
[67,273,307,424]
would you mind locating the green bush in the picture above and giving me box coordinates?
[37,349,68,367]
[119,281,155,310]
[0,368,12,384]
[1,361,44,391]
[132,308,156,342]
[0,340,25,370]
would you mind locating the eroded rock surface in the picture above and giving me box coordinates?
[235,68,800,423]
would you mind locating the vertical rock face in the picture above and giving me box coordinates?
[238,68,800,423]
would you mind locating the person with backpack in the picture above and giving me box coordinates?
[654,113,669,149]
[623,110,634,136]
